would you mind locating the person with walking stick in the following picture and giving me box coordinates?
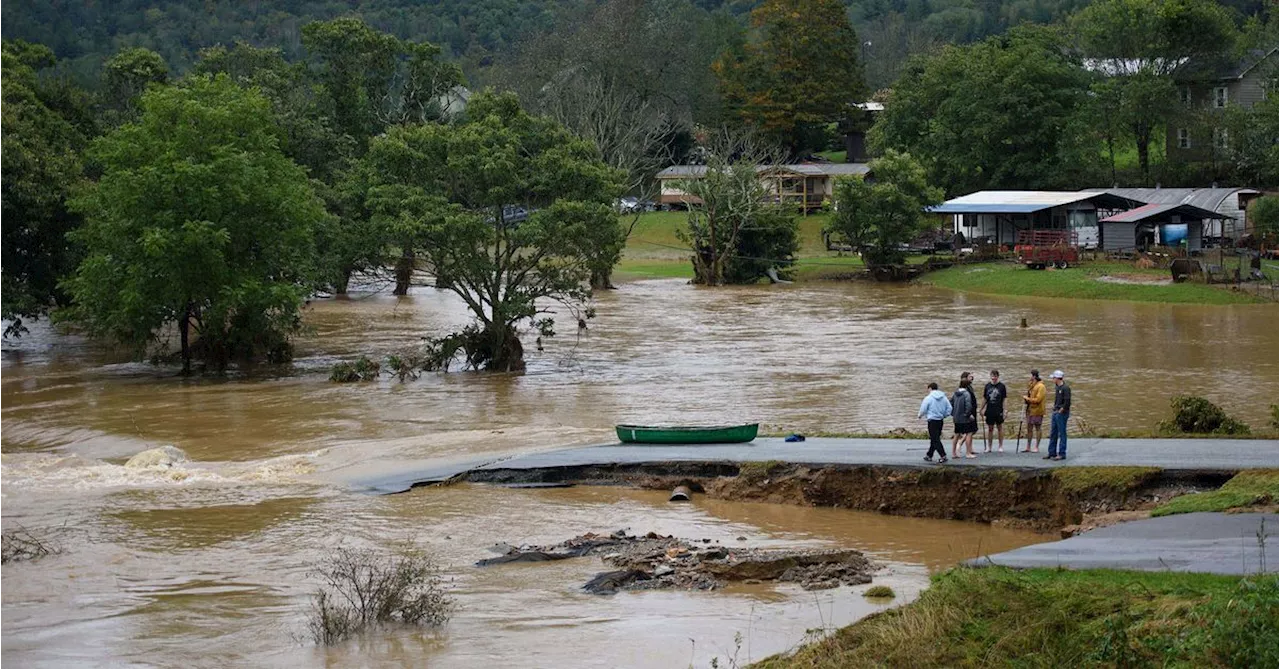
[1021,370,1046,453]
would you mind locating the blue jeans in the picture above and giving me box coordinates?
[1049,412,1069,457]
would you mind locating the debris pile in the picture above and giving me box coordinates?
[477,530,876,595]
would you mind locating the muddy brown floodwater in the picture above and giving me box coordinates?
[3,278,1276,667]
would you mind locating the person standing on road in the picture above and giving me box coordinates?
[1022,370,1046,453]
[918,382,952,463]
[1046,370,1072,460]
[951,374,978,459]
[982,370,1008,453]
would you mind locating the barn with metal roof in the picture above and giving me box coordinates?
[1082,188,1262,239]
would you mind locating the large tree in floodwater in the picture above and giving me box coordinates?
[362,91,624,372]
[62,74,328,374]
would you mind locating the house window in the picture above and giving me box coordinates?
[1180,87,1192,105]
[1177,128,1191,149]
[1213,128,1229,150]
[1213,87,1228,108]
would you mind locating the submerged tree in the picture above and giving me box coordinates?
[362,91,624,372]
[828,150,943,269]
[301,17,464,295]
[676,134,797,286]
[1,40,90,336]
[62,74,328,374]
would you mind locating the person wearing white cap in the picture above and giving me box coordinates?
[1045,370,1072,461]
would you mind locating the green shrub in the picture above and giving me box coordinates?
[1158,395,1250,435]
[863,585,895,599]
[329,356,380,382]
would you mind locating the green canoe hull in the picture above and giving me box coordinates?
[615,423,759,444]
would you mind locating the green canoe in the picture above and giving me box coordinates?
[615,423,759,444]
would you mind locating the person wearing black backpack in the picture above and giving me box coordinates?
[950,373,979,459]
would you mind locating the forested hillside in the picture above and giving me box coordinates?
[7,0,1268,89]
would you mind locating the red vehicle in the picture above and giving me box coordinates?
[1015,230,1079,269]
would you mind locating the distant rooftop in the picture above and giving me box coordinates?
[1173,47,1278,81]
[655,163,870,179]
[1083,187,1259,213]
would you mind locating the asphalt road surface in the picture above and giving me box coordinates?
[969,512,1278,575]
[350,437,1278,494]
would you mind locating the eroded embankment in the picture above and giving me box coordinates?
[459,462,1239,533]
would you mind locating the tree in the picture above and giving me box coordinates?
[1217,83,1279,186]
[1069,0,1236,181]
[62,74,328,374]
[1247,195,1278,246]
[676,133,795,286]
[192,42,350,183]
[1,40,90,337]
[495,0,733,288]
[361,91,624,372]
[102,47,169,124]
[870,25,1102,194]
[300,17,464,295]
[301,17,462,149]
[827,150,943,269]
[722,206,801,284]
[714,0,866,156]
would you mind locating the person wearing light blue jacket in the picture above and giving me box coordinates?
[918,382,952,463]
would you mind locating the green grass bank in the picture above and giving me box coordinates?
[1152,469,1279,517]
[754,567,1278,668]
[920,261,1268,305]
[615,211,924,281]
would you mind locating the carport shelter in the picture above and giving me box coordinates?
[1098,203,1228,252]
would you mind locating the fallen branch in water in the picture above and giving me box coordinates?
[1,525,64,564]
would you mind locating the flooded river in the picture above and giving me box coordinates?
[3,279,1276,667]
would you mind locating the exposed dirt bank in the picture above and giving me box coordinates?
[460,462,1242,534]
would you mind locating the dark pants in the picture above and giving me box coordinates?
[1049,412,1069,457]
[926,419,946,459]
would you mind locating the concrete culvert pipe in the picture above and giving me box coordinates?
[669,486,691,502]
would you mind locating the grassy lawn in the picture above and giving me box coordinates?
[615,211,929,281]
[920,260,1268,305]
[754,567,1278,668]
[1152,469,1278,517]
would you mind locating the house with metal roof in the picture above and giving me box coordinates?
[654,163,870,211]
[1082,187,1262,239]
[930,191,1142,248]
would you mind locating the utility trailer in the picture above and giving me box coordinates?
[1015,230,1079,269]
